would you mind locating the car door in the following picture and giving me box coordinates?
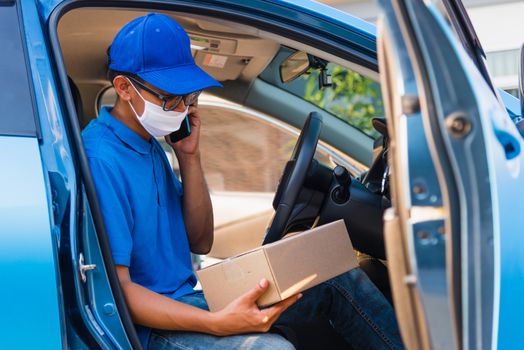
[38,1,383,348]
[0,2,64,349]
[377,1,524,350]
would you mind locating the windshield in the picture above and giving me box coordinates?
[260,48,383,139]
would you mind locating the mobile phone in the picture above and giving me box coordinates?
[169,115,191,143]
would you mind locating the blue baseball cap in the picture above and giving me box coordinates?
[109,13,222,95]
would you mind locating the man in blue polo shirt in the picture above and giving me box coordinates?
[83,13,404,350]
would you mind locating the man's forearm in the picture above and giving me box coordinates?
[121,279,221,333]
[177,151,214,254]
[119,273,299,337]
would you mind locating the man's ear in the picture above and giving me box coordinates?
[113,75,133,101]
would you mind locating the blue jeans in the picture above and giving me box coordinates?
[148,268,404,350]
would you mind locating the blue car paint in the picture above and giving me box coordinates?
[19,0,79,347]
[267,0,376,34]
[499,88,522,119]
[20,0,137,347]
[81,193,133,348]
[471,68,524,349]
[477,74,524,349]
[0,136,63,350]
[383,1,524,348]
[5,0,522,348]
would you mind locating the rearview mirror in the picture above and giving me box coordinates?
[280,51,310,83]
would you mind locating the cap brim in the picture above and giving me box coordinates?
[137,64,223,95]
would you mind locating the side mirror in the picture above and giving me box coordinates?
[280,51,310,83]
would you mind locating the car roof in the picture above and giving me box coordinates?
[266,0,376,37]
[39,0,377,48]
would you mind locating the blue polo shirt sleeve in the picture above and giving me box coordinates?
[88,156,134,266]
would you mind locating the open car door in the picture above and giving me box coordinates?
[377,1,524,350]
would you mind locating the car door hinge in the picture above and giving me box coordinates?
[79,253,96,283]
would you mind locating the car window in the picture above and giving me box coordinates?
[260,48,383,139]
[159,101,362,192]
[96,89,363,183]
[199,104,330,193]
[0,3,38,137]
[302,63,382,139]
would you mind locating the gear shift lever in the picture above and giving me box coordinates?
[332,165,351,204]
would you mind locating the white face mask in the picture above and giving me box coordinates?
[128,81,188,138]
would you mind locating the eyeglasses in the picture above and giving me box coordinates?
[127,76,201,111]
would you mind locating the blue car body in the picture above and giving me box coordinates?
[1,0,522,349]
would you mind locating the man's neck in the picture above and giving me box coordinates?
[110,101,152,141]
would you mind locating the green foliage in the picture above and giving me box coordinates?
[303,64,383,138]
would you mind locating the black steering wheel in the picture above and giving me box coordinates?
[263,112,323,245]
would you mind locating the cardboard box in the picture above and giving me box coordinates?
[197,220,358,312]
